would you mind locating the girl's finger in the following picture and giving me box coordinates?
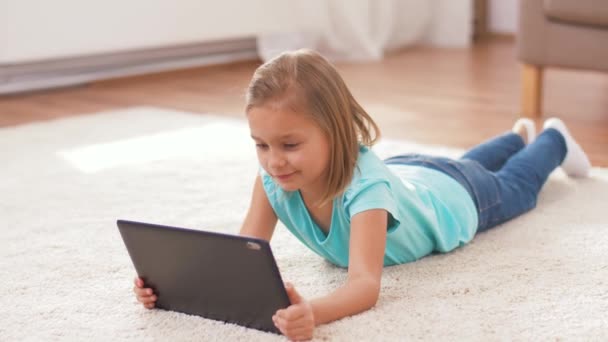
[133,286,146,295]
[284,326,309,336]
[274,315,287,328]
[141,295,157,304]
[133,286,145,296]
[292,334,312,342]
[283,306,306,321]
[275,316,304,333]
[134,287,153,296]
[137,291,156,300]
[134,277,144,287]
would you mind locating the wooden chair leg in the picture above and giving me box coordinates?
[521,63,543,118]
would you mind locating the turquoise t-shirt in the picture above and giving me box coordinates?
[261,146,478,267]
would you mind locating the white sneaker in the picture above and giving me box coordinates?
[543,118,591,178]
[512,118,536,144]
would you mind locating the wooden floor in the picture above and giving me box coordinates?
[2,38,607,166]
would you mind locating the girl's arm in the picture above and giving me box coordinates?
[273,209,387,339]
[310,208,387,324]
[238,174,278,241]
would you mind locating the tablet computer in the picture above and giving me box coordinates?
[117,219,290,334]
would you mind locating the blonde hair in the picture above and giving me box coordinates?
[245,49,381,206]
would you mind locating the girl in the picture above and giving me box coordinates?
[134,49,591,341]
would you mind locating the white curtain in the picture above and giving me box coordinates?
[257,0,431,62]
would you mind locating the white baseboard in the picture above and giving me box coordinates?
[0,37,258,95]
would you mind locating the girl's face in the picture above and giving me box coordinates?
[247,105,331,196]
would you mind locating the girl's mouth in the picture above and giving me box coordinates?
[275,172,295,181]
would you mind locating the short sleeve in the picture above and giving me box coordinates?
[344,179,400,231]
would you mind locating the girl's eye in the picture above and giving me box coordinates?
[284,143,299,149]
[255,143,269,150]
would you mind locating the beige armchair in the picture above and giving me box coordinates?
[517,0,608,118]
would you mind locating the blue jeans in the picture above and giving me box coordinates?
[384,129,567,232]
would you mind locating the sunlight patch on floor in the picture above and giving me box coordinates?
[58,121,252,173]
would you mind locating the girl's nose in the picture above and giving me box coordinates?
[268,150,287,168]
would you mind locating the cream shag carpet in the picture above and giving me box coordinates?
[1,107,607,341]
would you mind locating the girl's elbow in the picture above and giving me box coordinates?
[364,279,381,308]
[348,275,382,309]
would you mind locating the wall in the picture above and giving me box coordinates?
[488,0,519,34]
[0,0,305,63]
[0,0,474,93]
[425,0,473,47]
[0,0,474,64]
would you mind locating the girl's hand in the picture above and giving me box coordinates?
[133,277,157,309]
[273,283,315,341]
